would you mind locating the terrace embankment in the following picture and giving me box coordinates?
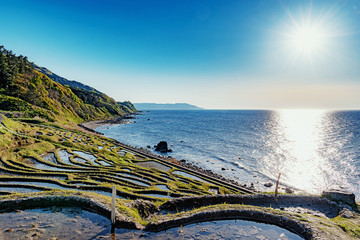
[1,192,359,239]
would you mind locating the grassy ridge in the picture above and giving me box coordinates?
[0,45,136,125]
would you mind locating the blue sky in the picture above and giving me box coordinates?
[1,0,360,109]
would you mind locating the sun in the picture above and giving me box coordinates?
[289,24,325,54]
[277,5,338,60]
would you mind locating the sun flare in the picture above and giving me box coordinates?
[278,5,340,61]
[289,24,325,53]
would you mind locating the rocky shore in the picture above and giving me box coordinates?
[80,114,137,132]
[80,116,257,193]
[80,114,299,194]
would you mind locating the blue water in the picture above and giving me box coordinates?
[97,110,360,200]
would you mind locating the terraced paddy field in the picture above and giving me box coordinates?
[0,120,249,200]
[0,115,359,239]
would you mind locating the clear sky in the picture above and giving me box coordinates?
[1,0,360,109]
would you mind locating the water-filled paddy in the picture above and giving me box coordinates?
[72,151,97,163]
[0,187,41,194]
[0,181,67,190]
[156,184,170,191]
[139,192,172,199]
[97,159,112,166]
[140,219,303,239]
[135,161,171,172]
[173,170,209,183]
[0,207,110,239]
[0,208,303,239]
[25,158,80,172]
[57,150,72,165]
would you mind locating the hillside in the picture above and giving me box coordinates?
[34,65,101,93]
[134,103,203,110]
[0,45,136,125]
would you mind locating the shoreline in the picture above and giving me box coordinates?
[80,114,256,194]
[85,112,359,198]
[80,114,137,131]
[80,113,301,195]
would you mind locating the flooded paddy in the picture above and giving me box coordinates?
[0,181,67,190]
[0,207,111,239]
[72,151,97,163]
[24,158,80,172]
[97,159,112,166]
[57,150,72,165]
[0,187,42,194]
[0,208,303,239]
[173,171,210,184]
[142,219,303,239]
[135,161,172,172]
[156,184,170,191]
[139,192,173,199]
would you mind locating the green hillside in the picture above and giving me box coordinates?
[34,65,101,93]
[0,45,136,125]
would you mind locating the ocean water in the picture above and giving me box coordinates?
[97,110,360,200]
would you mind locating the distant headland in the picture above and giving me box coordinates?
[134,103,204,110]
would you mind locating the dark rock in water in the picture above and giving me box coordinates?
[322,190,356,205]
[146,145,151,148]
[264,182,273,188]
[155,141,172,153]
[221,168,226,171]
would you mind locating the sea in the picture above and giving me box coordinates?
[96,110,360,200]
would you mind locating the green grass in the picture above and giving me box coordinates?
[333,216,360,238]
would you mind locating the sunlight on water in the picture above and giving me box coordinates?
[98,110,360,198]
[277,110,327,192]
[261,109,359,195]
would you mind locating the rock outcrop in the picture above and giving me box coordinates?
[155,141,172,153]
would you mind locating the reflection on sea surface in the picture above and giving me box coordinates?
[262,110,327,193]
[279,110,325,191]
[261,110,359,195]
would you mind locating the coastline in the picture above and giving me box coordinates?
[80,113,300,195]
[87,110,360,199]
[80,114,256,194]
[1,113,359,239]
[80,114,137,131]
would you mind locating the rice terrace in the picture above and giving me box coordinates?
[0,115,358,239]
